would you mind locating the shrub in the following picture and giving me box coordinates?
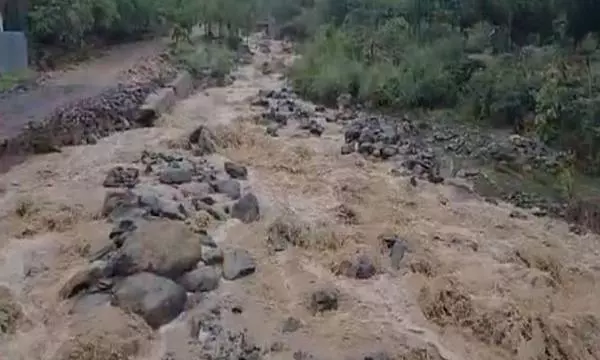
[172,42,235,79]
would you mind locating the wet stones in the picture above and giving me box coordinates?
[179,266,220,292]
[212,179,241,200]
[281,316,302,333]
[112,272,187,329]
[336,255,376,279]
[309,287,339,314]
[103,166,139,188]
[222,249,256,280]
[224,161,248,180]
[159,163,193,184]
[189,125,217,156]
[381,235,408,270]
[231,193,260,223]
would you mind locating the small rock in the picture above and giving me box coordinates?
[510,210,528,220]
[112,272,187,329]
[222,249,256,280]
[189,125,217,155]
[179,182,214,198]
[266,124,279,137]
[362,351,392,360]
[281,316,302,333]
[156,198,188,220]
[341,144,355,155]
[231,193,260,223]
[380,146,397,159]
[308,122,325,137]
[337,255,376,279]
[199,233,217,247]
[200,246,224,265]
[103,166,139,188]
[212,179,241,200]
[382,236,408,270]
[101,190,140,220]
[224,162,248,180]
[309,287,339,314]
[159,165,193,185]
[179,266,220,292]
[531,207,547,217]
[358,142,374,155]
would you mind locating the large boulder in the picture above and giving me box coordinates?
[111,219,203,279]
[112,272,187,329]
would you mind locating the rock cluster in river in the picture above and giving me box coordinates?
[61,126,261,330]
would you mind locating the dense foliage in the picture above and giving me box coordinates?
[27,0,258,50]
[280,0,600,174]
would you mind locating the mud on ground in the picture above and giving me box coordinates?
[0,35,598,360]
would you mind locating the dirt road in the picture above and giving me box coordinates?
[0,35,598,360]
[0,39,166,139]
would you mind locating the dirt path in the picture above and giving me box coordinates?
[0,38,167,139]
[0,35,599,360]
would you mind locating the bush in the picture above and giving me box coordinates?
[172,42,235,79]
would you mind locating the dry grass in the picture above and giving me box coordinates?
[0,286,23,334]
[4,196,88,238]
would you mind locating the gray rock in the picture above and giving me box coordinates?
[510,210,528,220]
[159,164,193,184]
[112,272,187,328]
[179,182,214,198]
[337,255,376,279]
[224,162,248,180]
[155,198,188,220]
[212,179,241,200]
[358,142,375,155]
[222,249,256,280]
[362,351,392,360]
[266,124,279,137]
[101,190,140,220]
[179,266,220,292]
[231,193,260,223]
[281,316,302,333]
[189,125,217,155]
[380,146,398,159]
[111,220,203,279]
[341,143,355,155]
[201,246,224,265]
[390,240,408,270]
[309,287,339,314]
[103,166,139,188]
[199,234,217,247]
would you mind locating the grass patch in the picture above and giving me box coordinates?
[0,69,35,92]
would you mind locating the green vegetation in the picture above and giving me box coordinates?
[0,69,34,92]
[27,0,259,60]
[273,0,600,175]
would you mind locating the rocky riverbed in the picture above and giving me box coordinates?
[0,34,598,360]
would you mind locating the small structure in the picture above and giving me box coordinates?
[0,0,28,73]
